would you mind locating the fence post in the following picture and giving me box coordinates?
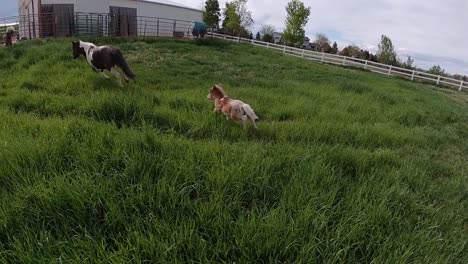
[364,60,368,70]
[411,70,415,81]
[156,19,159,37]
[321,52,325,62]
[437,76,441,85]
[342,57,346,65]
[283,45,286,54]
[301,49,305,58]
[267,42,270,49]
[459,80,464,91]
[388,65,393,75]
[138,16,141,36]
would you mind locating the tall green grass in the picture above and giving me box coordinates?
[0,38,467,263]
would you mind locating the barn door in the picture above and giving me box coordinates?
[109,6,137,37]
[40,5,54,37]
[41,4,74,37]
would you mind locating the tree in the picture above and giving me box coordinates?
[249,32,253,39]
[256,32,261,40]
[223,0,254,36]
[283,0,311,46]
[262,34,274,43]
[453,74,465,81]
[331,41,338,54]
[314,33,331,52]
[338,45,377,61]
[203,0,221,29]
[260,24,275,43]
[428,65,446,76]
[377,34,398,66]
[369,53,379,62]
[222,2,234,30]
[402,56,415,70]
[236,0,254,33]
[260,24,275,37]
[339,45,361,57]
[223,3,238,35]
[358,49,370,60]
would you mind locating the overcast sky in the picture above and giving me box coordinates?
[2,0,467,75]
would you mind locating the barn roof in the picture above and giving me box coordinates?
[139,0,203,12]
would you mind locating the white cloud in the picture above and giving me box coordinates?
[177,0,468,75]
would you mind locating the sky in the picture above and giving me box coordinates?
[2,0,467,75]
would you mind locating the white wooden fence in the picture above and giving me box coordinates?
[210,33,467,92]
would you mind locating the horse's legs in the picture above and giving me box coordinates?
[241,115,248,130]
[111,67,123,87]
[248,115,258,129]
[100,71,110,79]
[251,118,258,129]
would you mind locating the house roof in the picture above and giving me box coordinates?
[139,0,203,12]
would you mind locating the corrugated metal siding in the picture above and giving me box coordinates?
[41,0,74,4]
[18,0,27,16]
[25,0,203,19]
[17,0,203,38]
[18,0,41,39]
[134,1,202,37]
[137,1,202,21]
[110,0,137,9]
[74,0,110,13]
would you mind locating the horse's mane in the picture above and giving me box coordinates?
[213,84,226,98]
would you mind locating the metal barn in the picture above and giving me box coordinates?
[17,0,203,39]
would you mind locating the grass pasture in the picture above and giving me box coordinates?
[0,38,467,263]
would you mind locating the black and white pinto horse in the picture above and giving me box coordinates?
[72,40,135,86]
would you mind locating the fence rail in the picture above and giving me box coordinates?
[210,33,467,92]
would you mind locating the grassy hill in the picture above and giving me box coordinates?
[0,38,467,263]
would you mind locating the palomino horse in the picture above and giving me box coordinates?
[207,84,259,129]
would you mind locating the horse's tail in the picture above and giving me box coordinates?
[242,104,259,121]
[112,49,135,79]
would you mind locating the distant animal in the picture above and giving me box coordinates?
[187,21,207,39]
[72,40,135,86]
[5,26,15,47]
[207,84,259,129]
